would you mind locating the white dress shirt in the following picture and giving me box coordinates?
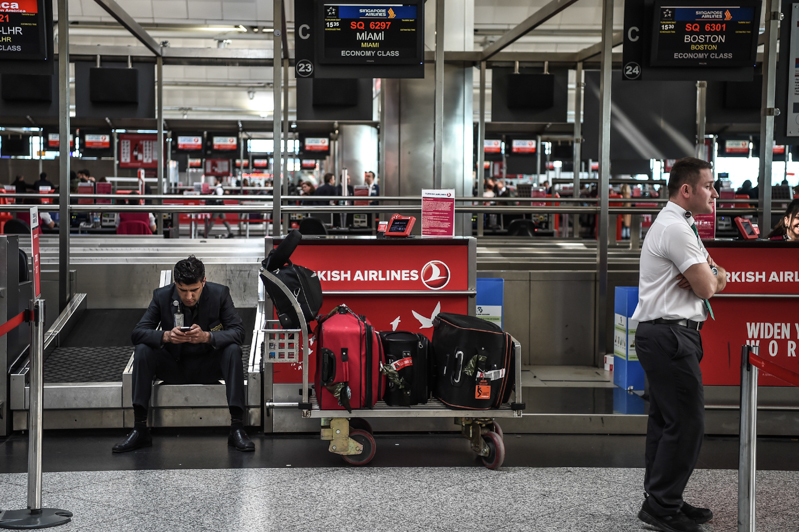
[631,201,709,322]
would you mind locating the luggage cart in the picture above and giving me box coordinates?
[260,270,525,469]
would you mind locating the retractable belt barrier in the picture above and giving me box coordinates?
[737,345,799,532]
[0,299,72,529]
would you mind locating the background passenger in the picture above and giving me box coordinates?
[767,199,799,241]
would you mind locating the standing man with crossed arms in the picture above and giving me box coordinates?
[633,157,727,532]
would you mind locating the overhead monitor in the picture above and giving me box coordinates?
[177,135,203,151]
[317,2,423,66]
[650,1,761,68]
[0,0,48,61]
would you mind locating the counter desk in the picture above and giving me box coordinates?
[703,240,799,387]
[263,236,477,386]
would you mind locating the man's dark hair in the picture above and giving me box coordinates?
[668,157,713,198]
[80,169,91,177]
[39,172,47,180]
[323,173,335,185]
[174,255,205,285]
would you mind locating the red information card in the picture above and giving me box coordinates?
[421,189,455,238]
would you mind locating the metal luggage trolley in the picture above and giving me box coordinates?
[259,269,525,469]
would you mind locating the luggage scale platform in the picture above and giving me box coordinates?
[259,269,524,469]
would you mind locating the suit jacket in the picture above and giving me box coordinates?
[314,184,337,196]
[132,281,244,359]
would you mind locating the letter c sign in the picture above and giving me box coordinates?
[628,26,639,42]
[299,24,310,40]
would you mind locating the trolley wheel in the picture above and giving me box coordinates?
[349,417,374,435]
[342,429,376,466]
[490,421,504,440]
[481,431,505,470]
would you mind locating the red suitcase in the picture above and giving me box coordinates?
[315,305,385,412]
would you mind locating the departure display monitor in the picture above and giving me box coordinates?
[650,1,760,68]
[318,3,423,65]
[0,0,48,61]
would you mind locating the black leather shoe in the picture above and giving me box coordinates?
[639,499,698,532]
[228,427,255,452]
[112,427,152,453]
[682,502,713,524]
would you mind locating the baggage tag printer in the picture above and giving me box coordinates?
[378,213,416,238]
[734,217,760,240]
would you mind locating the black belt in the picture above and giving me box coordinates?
[642,318,703,331]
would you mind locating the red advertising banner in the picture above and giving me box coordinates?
[177,136,202,150]
[205,158,230,176]
[253,159,269,168]
[694,199,716,240]
[484,139,501,153]
[272,241,472,383]
[421,189,455,237]
[511,140,536,154]
[119,134,158,168]
[304,138,329,151]
[725,140,749,154]
[30,207,40,298]
[0,0,38,13]
[84,134,110,149]
[47,133,73,149]
[188,158,202,168]
[701,245,799,386]
[213,137,237,150]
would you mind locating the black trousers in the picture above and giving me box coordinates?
[131,343,245,413]
[635,322,705,515]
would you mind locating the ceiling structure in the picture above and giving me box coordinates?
[46,0,763,126]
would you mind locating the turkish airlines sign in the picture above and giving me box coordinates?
[283,243,469,292]
[84,134,109,149]
[708,247,799,295]
[178,136,202,150]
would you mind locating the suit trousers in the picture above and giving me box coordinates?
[635,322,705,516]
[131,343,246,413]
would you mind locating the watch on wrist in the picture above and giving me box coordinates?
[711,266,719,277]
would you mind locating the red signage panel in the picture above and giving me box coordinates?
[119,134,159,168]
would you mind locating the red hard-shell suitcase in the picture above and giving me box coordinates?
[314,305,385,412]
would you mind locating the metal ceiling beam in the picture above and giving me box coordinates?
[575,31,623,62]
[92,0,162,56]
[480,0,581,61]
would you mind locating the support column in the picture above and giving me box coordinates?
[272,0,282,236]
[573,62,583,238]
[596,0,614,361]
[477,61,486,237]
[57,0,70,312]
[433,0,445,188]
[758,0,781,235]
[156,54,164,235]
[696,80,707,160]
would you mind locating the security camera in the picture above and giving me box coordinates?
[247,90,255,100]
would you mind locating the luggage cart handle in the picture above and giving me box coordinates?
[260,268,311,406]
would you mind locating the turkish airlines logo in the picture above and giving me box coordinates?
[421,261,450,290]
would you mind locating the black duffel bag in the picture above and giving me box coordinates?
[260,230,323,329]
[379,331,431,406]
[431,313,515,410]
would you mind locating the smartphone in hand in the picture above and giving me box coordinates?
[179,326,192,332]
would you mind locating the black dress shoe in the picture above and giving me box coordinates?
[682,502,713,524]
[639,499,698,532]
[112,427,152,453]
[228,427,255,452]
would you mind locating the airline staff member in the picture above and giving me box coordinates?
[632,157,726,532]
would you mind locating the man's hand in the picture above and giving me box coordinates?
[675,273,692,290]
[183,324,211,344]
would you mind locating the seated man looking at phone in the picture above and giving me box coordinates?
[113,255,254,453]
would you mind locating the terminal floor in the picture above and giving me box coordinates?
[1,431,798,531]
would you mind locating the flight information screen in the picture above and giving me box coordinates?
[650,1,760,68]
[318,3,422,65]
[0,0,47,61]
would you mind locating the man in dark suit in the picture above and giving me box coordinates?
[314,173,337,198]
[113,256,253,453]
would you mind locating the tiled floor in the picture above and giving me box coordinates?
[1,467,796,531]
[2,431,798,531]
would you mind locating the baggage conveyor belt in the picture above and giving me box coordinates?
[9,294,258,430]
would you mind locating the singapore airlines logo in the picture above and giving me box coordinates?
[421,260,450,290]
[388,8,396,18]
[724,9,732,21]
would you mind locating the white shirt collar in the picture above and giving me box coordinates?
[665,200,695,226]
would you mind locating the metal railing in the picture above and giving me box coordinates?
[737,344,799,532]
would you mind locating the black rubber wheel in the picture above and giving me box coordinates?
[481,431,505,470]
[349,417,374,435]
[341,429,376,466]
[491,421,504,440]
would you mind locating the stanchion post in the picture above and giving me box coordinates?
[738,344,758,532]
[0,298,72,529]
